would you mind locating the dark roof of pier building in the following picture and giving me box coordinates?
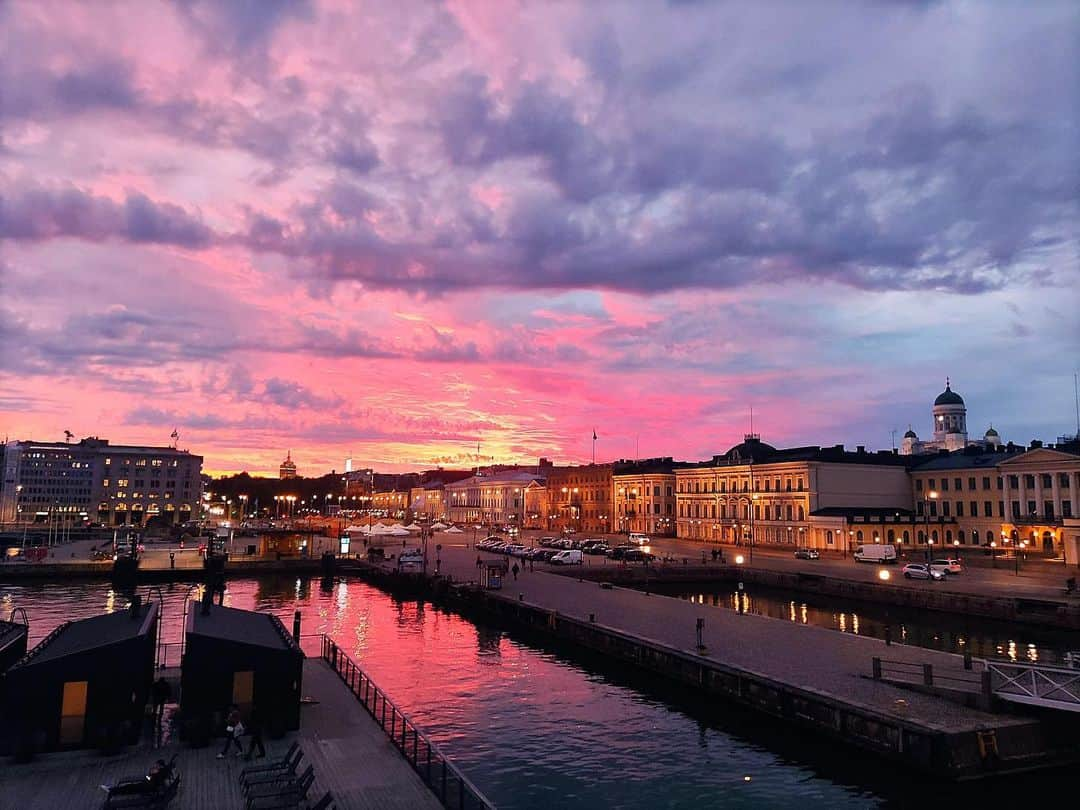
[687,439,914,470]
[11,601,157,669]
[187,604,299,652]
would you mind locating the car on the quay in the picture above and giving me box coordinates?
[794,548,820,560]
[902,563,946,581]
[550,549,583,565]
[931,558,963,574]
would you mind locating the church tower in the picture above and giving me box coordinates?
[932,379,967,450]
[279,450,298,480]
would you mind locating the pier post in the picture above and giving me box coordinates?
[872,657,882,679]
[293,610,301,642]
[923,664,933,686]
[963,649,972,670]
[696,618,705,651]
[884,625,891,646]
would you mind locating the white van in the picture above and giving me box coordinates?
[628,533,650,546]
[550,549,583,565]
[853,544,897,564]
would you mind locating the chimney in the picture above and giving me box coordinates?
[129,594,142,620]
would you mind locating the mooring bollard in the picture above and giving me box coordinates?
[963,648,972,670]
[696,617,705,650]
[884,624,892,646]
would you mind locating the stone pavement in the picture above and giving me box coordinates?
[0,659,441,810]
[419,542,1033,735]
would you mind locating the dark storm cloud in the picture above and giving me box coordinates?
[0,59,140,120]
[1,185,213,248]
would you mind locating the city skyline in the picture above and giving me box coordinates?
[2,1,1078,477]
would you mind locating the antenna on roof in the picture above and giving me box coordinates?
[890,428,897,451]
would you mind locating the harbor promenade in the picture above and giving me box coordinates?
[364,541,1072,777]
[1,659,442,810]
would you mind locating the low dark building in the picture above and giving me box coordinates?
[0,619,29,674]
[181,603,303,742]
[1,599,158,755]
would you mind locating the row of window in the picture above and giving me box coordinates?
[678,503,808,520]
[916,472,1074,493]
[918,499,1073,520]
[678,478,805,494]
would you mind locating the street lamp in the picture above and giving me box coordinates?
[923,490,938,568]
[1016,539,1027,576]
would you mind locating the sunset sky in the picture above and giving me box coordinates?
[1,0,1077,476]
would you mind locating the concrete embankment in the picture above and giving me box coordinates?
[337,557,1077,781]
[556,564,1080,631]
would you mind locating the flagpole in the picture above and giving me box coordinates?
[592,429,596,465]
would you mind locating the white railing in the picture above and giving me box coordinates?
[987,660,1080,712]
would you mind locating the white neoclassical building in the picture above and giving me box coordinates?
[900,380,1003,456]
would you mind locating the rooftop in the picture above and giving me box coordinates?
[187,603,300,652]
[12,602,157,669]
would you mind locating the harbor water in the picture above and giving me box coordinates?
[0,576,1065,809]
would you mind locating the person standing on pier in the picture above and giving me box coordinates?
[218,705,244,759]
[511,562,519,581]
[245,706,266,760]
[151,677,171,722]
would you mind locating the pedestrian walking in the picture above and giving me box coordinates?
[244,706,266,760]
[151,676,171,722]
[476,555,483,569]
[217,705,244,759]
[511,563,519,581]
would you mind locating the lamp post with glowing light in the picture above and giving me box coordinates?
[923,490,939,568]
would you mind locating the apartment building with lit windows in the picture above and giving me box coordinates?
[545,464,613,534]
[612,458,691,536]
[909,440,1080,557]
[674,435,912,551]
[445,471,546,527]
[0,436,202,527]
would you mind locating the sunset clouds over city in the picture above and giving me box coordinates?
[2,0,1077,474]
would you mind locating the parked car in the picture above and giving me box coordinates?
[550,549,583,565]
[532,549,559,562]
[628,533,650,546]
[621,549,655,563]
[608,545,635,560]
[583,543,611,556]
[794,548,820,560]
[853,544,897,564]
[538,537,559,548]
[931,558,963,574]
[902,563,946,581]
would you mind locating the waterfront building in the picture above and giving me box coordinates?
[2,598,158,753]
[181,602,304,740]
[900,380,1003,456]
[445,471,546,527]
[279,450,298,479]
[0,436,202,527]
[612,458,691,537]
[545,464,613,534]
[909,440,1080,557]
[675,435,912,550]
[371,489,410,517]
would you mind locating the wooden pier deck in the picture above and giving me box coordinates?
[1,659,442,810]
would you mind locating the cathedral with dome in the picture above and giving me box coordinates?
[899,380,1002,456]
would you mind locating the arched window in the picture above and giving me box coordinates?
[902,530,909,543]
[932,530,939,542]
[798,505,805,520]
[918,530,925,544]
[887,529,895,542]
[856,530,864,542]
[986,530,994,544]
[826,530,834,545]
[945,530,952,543]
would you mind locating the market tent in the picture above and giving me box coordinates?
[444,526,464,534]
[402,523,421,531]
[430,522,449,530]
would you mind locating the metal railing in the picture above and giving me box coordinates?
[871,657,989,693]
[320,636,496,810]
[986,660,1080,712]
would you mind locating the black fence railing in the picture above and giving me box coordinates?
[320,636,495,810]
